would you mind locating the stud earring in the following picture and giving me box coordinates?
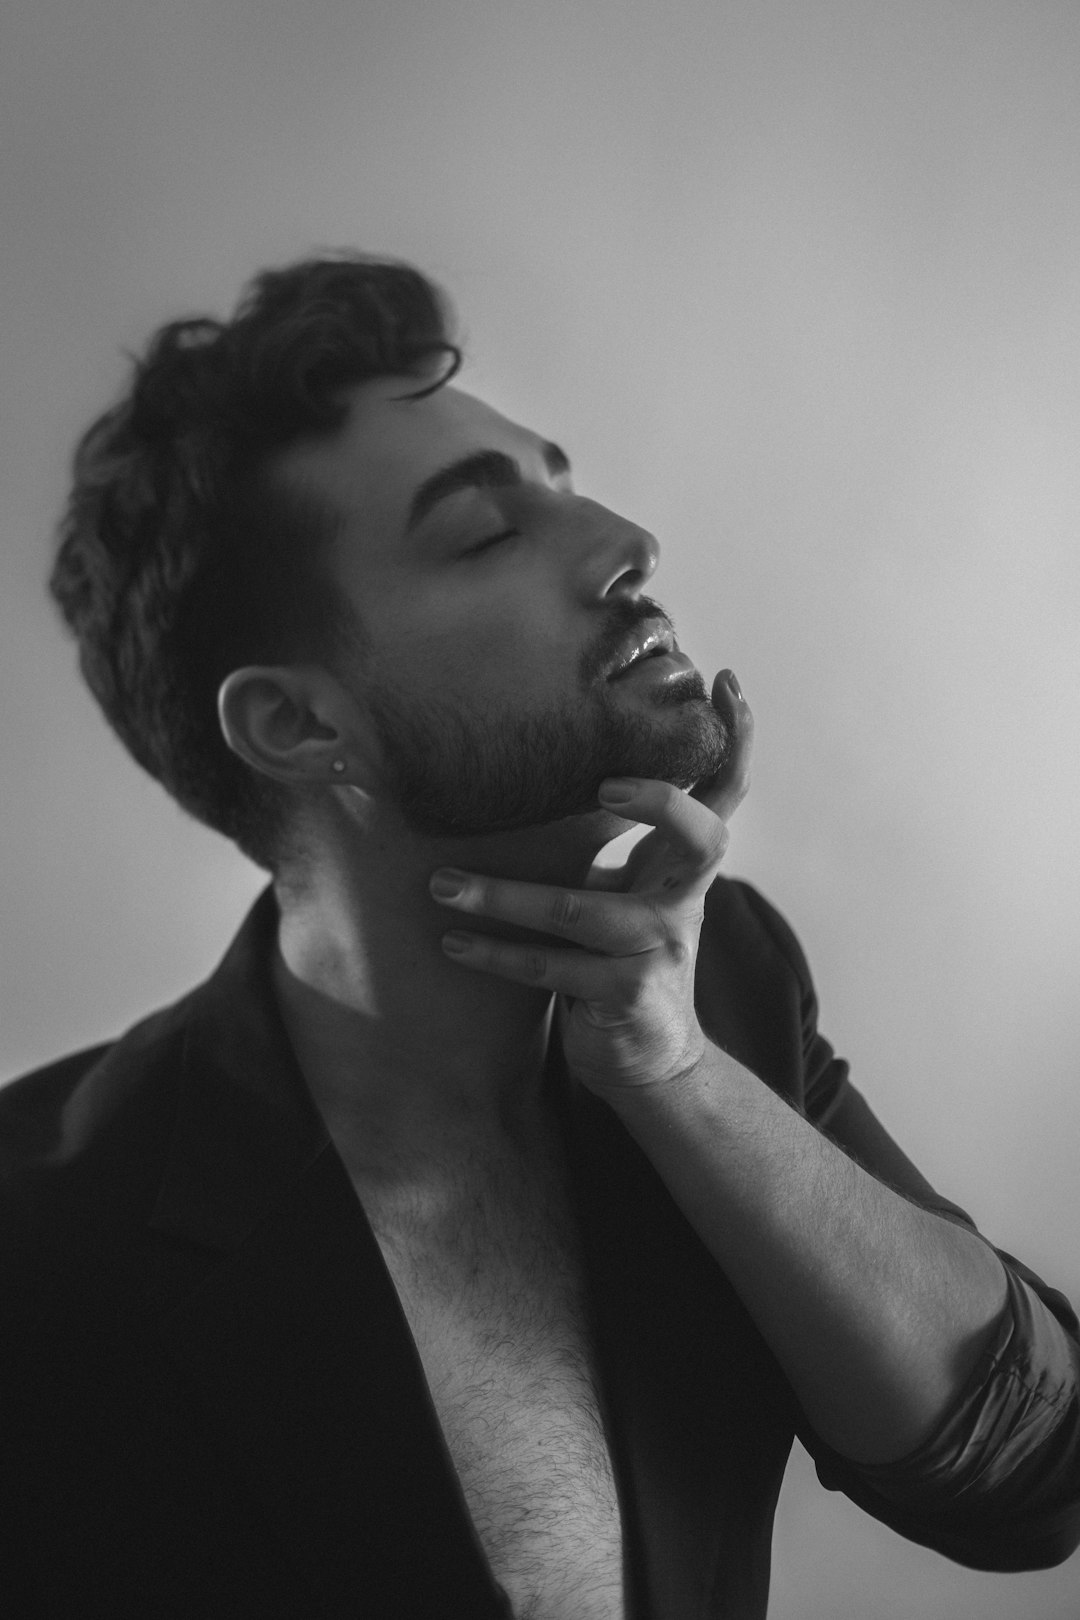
[331,759,347,775]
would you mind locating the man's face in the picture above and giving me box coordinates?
[281,375,730,836]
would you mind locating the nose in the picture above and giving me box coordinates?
[572,496,660,601]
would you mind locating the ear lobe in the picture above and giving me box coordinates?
[218,665,352,786]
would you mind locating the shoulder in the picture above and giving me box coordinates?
[694,875,820,1100]
[0,995,195,1287]
[698,874,818,1025]
[701,873,815,990]
[0,994,193,1158]
[0,887,278,1174]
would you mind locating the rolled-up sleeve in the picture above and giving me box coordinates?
[733,880,1080,1567]
[807,1258,1080,1567]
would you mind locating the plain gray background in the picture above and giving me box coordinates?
[3,2,1079,1614]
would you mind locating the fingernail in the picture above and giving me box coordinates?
[724,670,743,700]
[430,869,465,899]
[599,778,638,804]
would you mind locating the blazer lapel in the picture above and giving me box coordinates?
[146,890,509,1619]
[141,884,796,1619]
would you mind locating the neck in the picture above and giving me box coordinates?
[271,803,627,1172]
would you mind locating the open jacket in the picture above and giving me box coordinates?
[2,878,1078,1619]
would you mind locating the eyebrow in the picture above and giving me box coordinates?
[406,440,571,531]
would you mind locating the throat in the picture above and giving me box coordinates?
[271,938,558,1166]
[347,1082,572,1244]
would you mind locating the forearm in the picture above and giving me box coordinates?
[606,1041,1010,1464]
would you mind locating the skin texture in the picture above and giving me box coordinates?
[218,373,738,1150]
[220,373,1008,1466]
[431,669,749,1094]
[429,744,1010,1463]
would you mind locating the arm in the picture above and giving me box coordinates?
[430,672,1080,1543]
[731,884,1080,1558]
[602,1041,1007,1461]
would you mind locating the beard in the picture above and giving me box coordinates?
[363,599,732,838]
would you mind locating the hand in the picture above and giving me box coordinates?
[429,670,753,1096]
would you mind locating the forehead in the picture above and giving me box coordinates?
[279,378,542,539]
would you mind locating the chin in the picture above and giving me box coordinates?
[645,698,732,789]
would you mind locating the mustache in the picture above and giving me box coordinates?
[578,596,676,685]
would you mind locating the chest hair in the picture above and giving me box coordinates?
[356,1123,627,1620]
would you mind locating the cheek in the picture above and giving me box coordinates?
[429,633,561,701]
[379,582,580,694]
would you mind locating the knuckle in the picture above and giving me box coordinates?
[645,899,670,934]
[697,816,727,863]
[619,969,651,1012]
[724,752,751,792]
[524,950,549,982]
[470,877,493,912]
[549,889,581,931]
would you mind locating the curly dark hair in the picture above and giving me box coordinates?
[49,252,461,871]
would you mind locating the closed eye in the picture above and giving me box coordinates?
[466,528,519,556]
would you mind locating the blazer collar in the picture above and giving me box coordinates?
[148,885,329,1254]
[144,884,762,1619]
[147,886,512,1616]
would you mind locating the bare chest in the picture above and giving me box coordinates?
[360,1150,626,1620]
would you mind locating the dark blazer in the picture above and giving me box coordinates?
[2,879,1078,1619]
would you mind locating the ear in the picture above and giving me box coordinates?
[217,665,370,788]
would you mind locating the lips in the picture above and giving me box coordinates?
[606,618,677,680]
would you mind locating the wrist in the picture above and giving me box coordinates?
[589,1034,717,1118]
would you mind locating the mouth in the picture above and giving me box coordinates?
[605,618,679,680]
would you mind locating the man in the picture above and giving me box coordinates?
[2,253,1078,1620]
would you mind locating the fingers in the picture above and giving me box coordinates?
[430,869,653,954]
[430,670,750,975]
[597,777,729,879]
[690,668,753,822]
[441,929,633,997]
